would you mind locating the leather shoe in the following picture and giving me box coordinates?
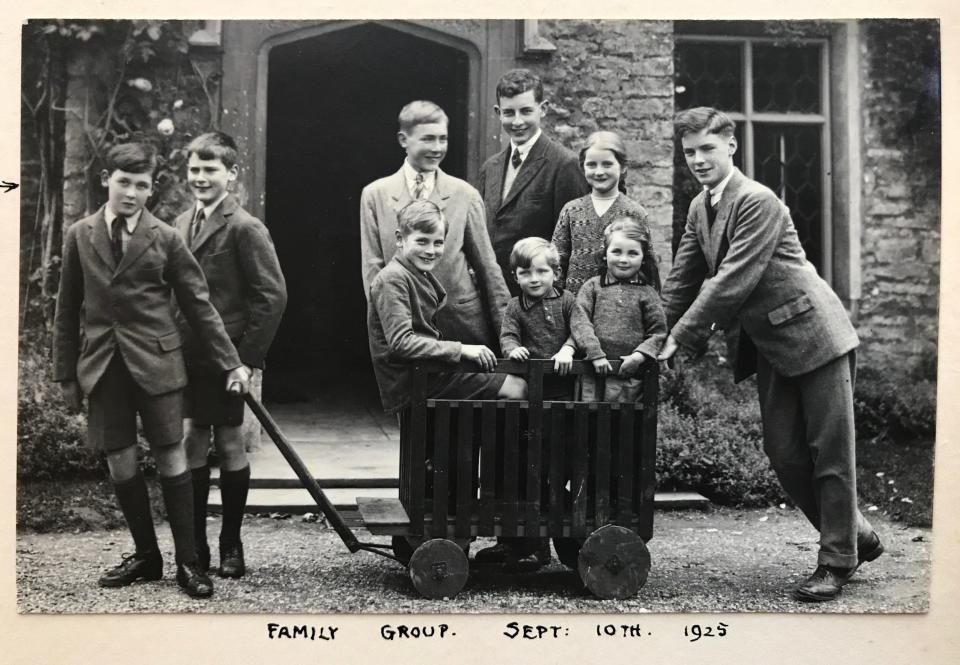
[218,540,246,578]
[98,551,163,588]
[858,532,884,567]
[197,542,211,573]
[176,561,214,598]
[793,564,855,602]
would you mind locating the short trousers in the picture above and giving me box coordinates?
[182,368,245,427]
[430,371,508,401]
[579,375,643,402]
[87,354,183,452]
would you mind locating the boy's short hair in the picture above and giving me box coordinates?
[496,68,544,103]
[105,142,157,176]
[397,200,446,237]
[674,107,736,141]
[510,237,560,274]
[398,101,449,135]
[186,131,239,168]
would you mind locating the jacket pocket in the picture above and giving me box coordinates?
[767,294,814,326]
[457,292,481,305]
[157,331,183,352]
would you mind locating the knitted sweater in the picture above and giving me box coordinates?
[572,272,667,360]
[367,255,462,414]
[551,193,649,295]
[499,288,590,358]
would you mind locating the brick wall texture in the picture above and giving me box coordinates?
[528,20,677,273]
[857,19,940,372]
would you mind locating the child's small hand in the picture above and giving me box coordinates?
[619,352,646,377]
[462,344,498,372]
[592,357,613,376]
[552,346,574,376]
[508,347,530,361]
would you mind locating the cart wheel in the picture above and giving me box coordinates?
[578,525,650,600]
[391,536,423,566]
[553,537,585,569]
[409,539,469,600]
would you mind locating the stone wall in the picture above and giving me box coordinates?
[857,19,940,373]
[527,20,676,271]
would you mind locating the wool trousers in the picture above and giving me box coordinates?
[755,351,873,568]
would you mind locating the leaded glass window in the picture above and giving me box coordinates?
[674,36,831,279]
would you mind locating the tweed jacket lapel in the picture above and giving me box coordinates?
[700,168,744,274]
[115,209,159,275]
[486,147,508,211]
[86,206,116,271]
[190,195,233,252]
[388,168,414,215]
[428,169,452,212]
[500,136,548,212]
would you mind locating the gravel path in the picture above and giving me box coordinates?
[16,506,929,614]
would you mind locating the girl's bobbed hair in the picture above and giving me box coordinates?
[601,214,662,291]
[580,130,629,194]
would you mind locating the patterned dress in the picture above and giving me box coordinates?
[551,193,648,295]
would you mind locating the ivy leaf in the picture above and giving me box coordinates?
[146,24,161,41]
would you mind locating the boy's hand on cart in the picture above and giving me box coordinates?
[60,380,84,414]
[619,351,646,377]
[226,365,252,395]
[508,346,530,361]
[462,344,497,372]
[552,345,574,375]
[591,357,613,376]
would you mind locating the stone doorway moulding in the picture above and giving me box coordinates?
[215,19,517,220]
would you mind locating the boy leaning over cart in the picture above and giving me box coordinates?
[367,199,526,416]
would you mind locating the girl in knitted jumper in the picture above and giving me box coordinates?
[572,216,666,402]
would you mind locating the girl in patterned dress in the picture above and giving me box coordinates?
[551,131,656,295]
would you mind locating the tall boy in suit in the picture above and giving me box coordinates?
[53,143,249,598]
[175,132,287,579]
[473,68,588,567]
[476,68,589,296]
[659,107,883,602]
[360,100,509,348]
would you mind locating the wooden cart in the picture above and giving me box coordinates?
[245,358,658,600]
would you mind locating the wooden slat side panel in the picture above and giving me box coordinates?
[456,403,475,538]
[549,402,565,533]
[431,401,450,538]
[571,403,590,537]
[408,405,427,534]
[525,363,544,537]
[616,406,635,527]
[594,402,611,528]
[640,364,659,540]
[502,402,521,536]
[479,401,497,536]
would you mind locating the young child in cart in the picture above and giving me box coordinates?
[367,199,526,416]
[573,215,667,402]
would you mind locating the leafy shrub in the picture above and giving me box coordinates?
[17,338,105,479]
[855,351,937,442]
[656,404,785,507]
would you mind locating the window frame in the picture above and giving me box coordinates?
[675,34,834,285]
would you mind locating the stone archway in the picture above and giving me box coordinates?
[262,22,473,403]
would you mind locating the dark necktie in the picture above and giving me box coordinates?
[511,147,522,170]
[191,208,206,243]
[111,216,125,264]
[413,173,425,200]
[706,197,718,227]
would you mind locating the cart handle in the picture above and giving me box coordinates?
[243,394,364,553]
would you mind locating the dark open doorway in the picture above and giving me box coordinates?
[263,23,470,403]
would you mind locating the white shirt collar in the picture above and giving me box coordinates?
[705,167,736,204]
[104,205,143,233]
[511,128,542,160]
[402,159,438,197]
[195,192,230,220]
